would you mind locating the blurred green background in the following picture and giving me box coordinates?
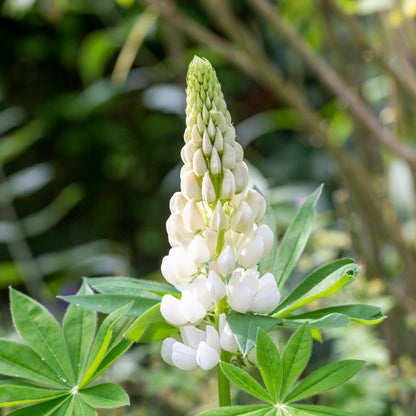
[1,0,416,414]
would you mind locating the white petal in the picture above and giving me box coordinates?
[160,295,188,326]
[180,291,207,324]
[219,315,238,353]
[216,245,235,277]
[231,201,254,234]
[256,224,274,255]
[207,269,226,303]
[222,143,236,169]
[191,275,213,309]
[250,273,281,314]
[181,170,202,201]
[172,342,198,370]
[166,213,193,247]
[238,235,264,269]
[221,168,235,200]
[169,192,188,214]
[202,130,212,154]
[196,341,220,370]
[203,229,218,257]
[181,325,205,349]
[183,199,206,232]
[232,162,248,193]
[161,246,197,286]
[244,189,266,222]
[188,235,211,264]
[205,325,221,352]
[161,337,176,366]
[226,279,253,314]
[210,147,222,175]
[210,200,228,231]
[193,148,208,177]
[202,172,216,203]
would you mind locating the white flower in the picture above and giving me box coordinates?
[219,313,238,353]
[161,246,197,287]
[207,267,226,303]
[188,235,211,264]
[216,245,235,277]
[238,235,264,268]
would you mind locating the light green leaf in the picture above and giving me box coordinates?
[53,396,75,416]
[289,405,358,416]
[79,302,132,388]
[274,185,323,289]
[227,313,278,355]
[256,329,282,401]
[198,405,272,416]
[284,360,365,403]
[7,397,71,416]
[279,313,351,329]
[79,383,129,408]
[290,304,385,325]
[10,288,74,386]
[0,380,68,407]
[280,323,312,400]
[63,282,97,384]
[125,302,178,342]
[220,362,274,404]
[59,293,160,317]
[0,339,68,387]
[273,260,359,317]
[74,395,97,416]
[86,276,179,296]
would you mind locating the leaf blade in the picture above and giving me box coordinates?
[6,397,71,416]
[289,404,359,416]
[79,383,129,408]
[198,405,272,416]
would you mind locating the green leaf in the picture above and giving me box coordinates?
[280,323,312,400]
[73,395,97,416]
[227,312,278,355]
[279,313,351,329]
[79,302,132,388]
[289,405,358,416]
[7,397,71,416]
[53,396,75,416]
[274,185,323,289]
[290,304,386,325]
[79,383,129,408]
[125,302,178,342]
[273,260,359,317]
[10,288,74,386]
[63,282,97,384]
[198,405,272,416]
[0,380,68,407]
[85,276,179,296]
[220,362,274,404]
[59,293,160,317]
[284,360,365,403]
[256,329,282,401]
[0,339,68,387]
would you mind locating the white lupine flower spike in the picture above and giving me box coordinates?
[160,56,280,371]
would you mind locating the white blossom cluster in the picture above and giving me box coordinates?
[160,57,280,371]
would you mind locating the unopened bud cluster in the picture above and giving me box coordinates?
[161,57,280,371]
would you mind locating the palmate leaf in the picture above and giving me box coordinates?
[7,396,72,416]
[288,404,358,416]
[73,395,97,416]
[198,405,273,416]
[78,383,129,408]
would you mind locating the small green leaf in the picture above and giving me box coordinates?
[125,302,178,342]
[198,405,272,416]
[290,304,385,325]
[85,276,179,296]
[274,185,323,289]
[74,395,97,416]
[10,288,74,386]
[256,329,282,401]
[0,380,68,407]
[53,396,75,416]
[289,404,358,416]
[280,323,312,400]
[63,282,97,384]
[279,313,351,329]
[6,396,71,416]
[0,339,68,387]
[79,383,129,408]
[273,260,359,317]
[227,312,278,355]
[284,360,365,403]
[79,302,132,388]
[59,293,160,317]
[220,362,274,404]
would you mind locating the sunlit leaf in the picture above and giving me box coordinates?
[6,396,71,416]
[289,404,358,415]
[198,405,272,416]
[79,383,129,408]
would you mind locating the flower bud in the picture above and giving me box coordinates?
[166,212,193,247]
[203,229,218,256]
[172,342,198,371]
[244,189,266,222]
[208,118,216,138]
[221,168,235,200]
[161,337,176,366]
[233,162,249,193]
[197,113,205,134]
[238,235,264,268]
[181,142,197,164]
[184,127,192,144]
[181,170,202,201]
[226,275,253,313]
[197,342,220,370]
[169,192,188,214]
[202,172,216,203]
[250,273,280,314]
[231,201,254,234]
[210,147,222,175]
[202,130,212,155]
[214,129,224,152]
[222,143,235,169]
[219,314,238,353]
[210,200,228,231]
[161,246,197,287]
[207,269,226,302]
[192,148,208,177]
[192,124,202,146]
[160,294,188,326]
[234,142,244,162]
[223,125,235,145]
[188,235,211,264]
[216,245,235,277]
[183,199,206,232]
[256,224,274,255]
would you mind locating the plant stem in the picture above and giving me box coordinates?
[217,360,231,407]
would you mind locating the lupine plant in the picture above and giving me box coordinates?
[0,57,385,415]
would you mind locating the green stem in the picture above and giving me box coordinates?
[217,356,231,406]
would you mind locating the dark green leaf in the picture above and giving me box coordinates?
[6,397,71,416]
[59,293,160,317]
[79,383,129,408]
[290,304,385,325]
[227,312,278,355]
[10,288,74,386]
[0,339,68,387]
[53,396,75,416]
[256,329,282,401]
[63,282,97,384]
[220,362,274,404]
[279,313,351,329]
[125,302,178,342]
[274,185,323,289]
[284,360,365,403]
[289,405,358,416]
[0,380,68,407]
[74,395,97,416]
[198,405,272,416]
[280,323,312,400]
[273,260,359,317]
[86,276,179,296]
